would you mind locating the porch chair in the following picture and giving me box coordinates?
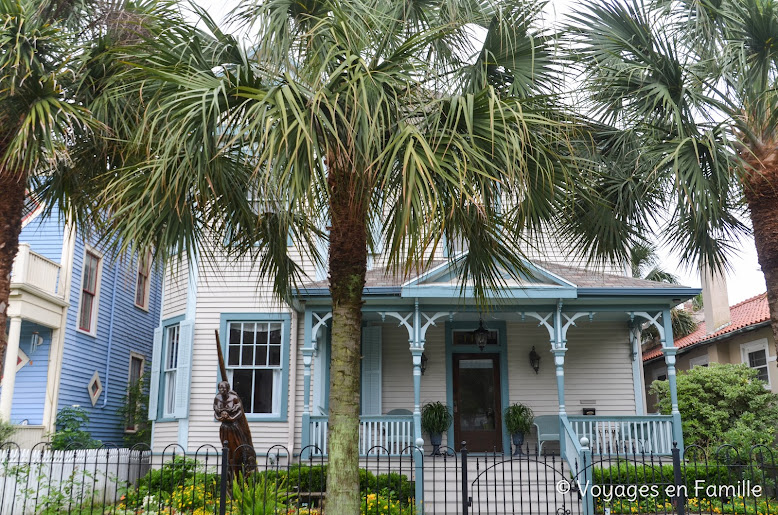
[532,415,560,454]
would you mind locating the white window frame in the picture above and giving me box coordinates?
[741,338,772,388]
[77,247,103,336]
[162,325,180,419]
[125,352,145,432]
[225,320,285,417]
[688,355,709,369]
[134,252,152,311]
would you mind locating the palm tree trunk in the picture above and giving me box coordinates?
[325,162,368,514]
[0,171,26,375]
[742,156,778,355]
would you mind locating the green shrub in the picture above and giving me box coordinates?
[0,418,16,445]
[650,364,778,451]
[122,456,219,508]
[50,406,99,450]
[231,473,297,514]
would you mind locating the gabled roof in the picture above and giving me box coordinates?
[643,292,770,361]
[296,253,699,301]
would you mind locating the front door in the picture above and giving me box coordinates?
[453,353,502,452]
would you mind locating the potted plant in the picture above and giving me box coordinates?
[421,401,452,456]
[504,403,534,456]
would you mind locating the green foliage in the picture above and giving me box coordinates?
[0,418,16,444]
[421,402,453,435]
[504,403,534,435]
[671,308,698,339]
[117,372,151,446]
[259,465,415,504]
[231,473,298,515]
[121,456,219,509]
[9,463,98,515]
[650,364,778,450]
[50,406,99,450]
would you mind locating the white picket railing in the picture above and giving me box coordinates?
[0,447,150,514]
[567,415,674,455]
[11,244,63,297]
[309,415,415,456]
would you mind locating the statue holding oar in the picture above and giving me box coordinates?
[214,330,256,484]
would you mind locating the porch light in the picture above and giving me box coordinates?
[529,346,540,374]
[420,352,428,375]
[473,318,489,351]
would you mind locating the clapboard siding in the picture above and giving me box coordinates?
[162,257,189,320]
[57,238,162,444]
[19,206,64,262]
[8,322,53,425]
[564,322,636,414]
[153,421,179,454]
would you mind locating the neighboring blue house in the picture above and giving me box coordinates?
[1,203,162,446]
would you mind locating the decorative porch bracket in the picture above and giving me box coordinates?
[524,305,596,417]
[301,310,331,459]
[380,301,452,514]
[629,309,683,450]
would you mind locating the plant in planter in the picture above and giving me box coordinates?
[504,403,534,456]
[421,401,452,456]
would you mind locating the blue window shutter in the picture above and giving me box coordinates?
[361,326,382,416]
[148,327,163,421]
[174,320,195,419]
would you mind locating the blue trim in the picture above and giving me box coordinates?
[156,315,185,423]
[218,312,291,423]
[445,321,510,455]
[577,287,700,298]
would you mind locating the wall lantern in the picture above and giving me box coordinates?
[529,346,541,374]
[473,318,489,351]
[420,352,428,375]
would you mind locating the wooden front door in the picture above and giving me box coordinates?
[453,353,502,452]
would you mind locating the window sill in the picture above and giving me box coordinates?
[244,415,287,423]
[134,303,150,312]
[76,327,97,338]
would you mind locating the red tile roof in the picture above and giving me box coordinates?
[643,292,770,361]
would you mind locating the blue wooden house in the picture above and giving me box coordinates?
[1,203,162,446]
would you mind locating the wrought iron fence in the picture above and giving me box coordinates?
[0,440,775,514]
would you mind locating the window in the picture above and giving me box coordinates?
[134,253,151,310]
[742,339,771,387]
[689,355,709,369]
[78,250,102,333]
[453,329,499,347]
[226,321,284,415]
[163,325,180,418]
[126,354,145,432]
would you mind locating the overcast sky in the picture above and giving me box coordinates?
[187,0,767,306]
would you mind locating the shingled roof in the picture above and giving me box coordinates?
[301,258,690,291]
[643,292,770,361]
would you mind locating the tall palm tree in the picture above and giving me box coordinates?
[569,0,778,353]
[0,0,173,374]
[84,1,619,510]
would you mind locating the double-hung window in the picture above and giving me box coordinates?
[126,354,145,432]
[135,253,151,309]
[78,250,101,333]
[163,325,180,418]
[742,339,771,387]
[226,321,284,415]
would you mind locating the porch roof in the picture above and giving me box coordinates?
[294,255,699,303]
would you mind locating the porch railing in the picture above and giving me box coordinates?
[568,415,674,455]
[309,415,415,456]
[11,243,63,297]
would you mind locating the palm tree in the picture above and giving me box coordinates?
[0,0,172,374]
[84,1,604,510]
[630,243,697,338]
[568,0,778,353]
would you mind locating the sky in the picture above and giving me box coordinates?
[189,0,768,306]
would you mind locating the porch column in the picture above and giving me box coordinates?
[301,309,316,457]
[661,309,684,451]
[553,349,567,416]
[0,316,23,421]
[411,301,424,515]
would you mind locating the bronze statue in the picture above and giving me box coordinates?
[214,331,256,484]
